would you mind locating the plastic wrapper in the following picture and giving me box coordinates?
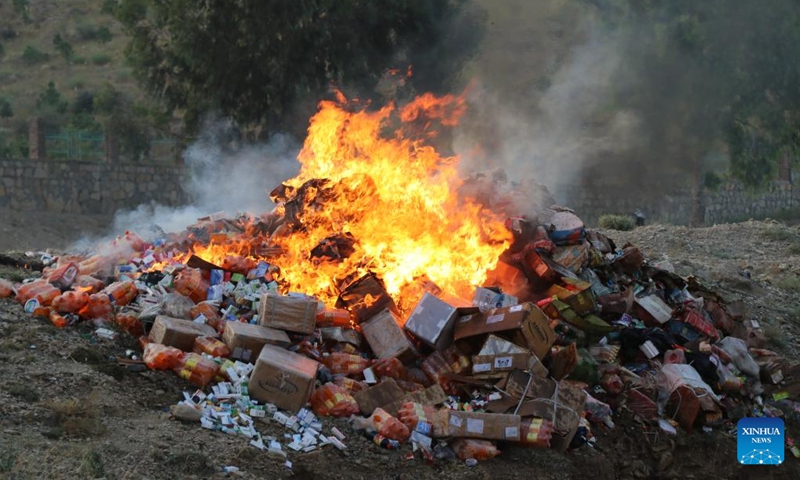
[173,352,220,387]
[189,301,223,330]
[373,357,405,379]
[716,359,744,393]
[397,402,449,438]
[370,407,410,442]
[323,352,371,376]
[333,375,368,394]
[0,278,14,298]
[174,268,209,303]
[78,293,113,321]
[114,310,144,337]
[451,439,500,460]
[310,383,360,417]
[584,394,612,423]
[103,281,138,306]
[519,418,553,448]
[162,292,196,319]
[717,337,759,378]
[192,336,231,357]
[144,343,185,370]
[52,290,90,313]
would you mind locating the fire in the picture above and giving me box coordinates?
[192,91,511,311]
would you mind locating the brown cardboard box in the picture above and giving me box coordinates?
[447,411,521,441]
[335,273,397,323]
[222,321,291,363]
[249,344,320,413]
[361,308,416,361]
[382,384,448,416]
[472,353,533,375]
[149,315,218,351]
[258,293,317,334]
[454,303,556,360]
[354,379,405,416]
[404,293,477,351]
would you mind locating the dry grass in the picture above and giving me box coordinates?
[43,391,106,438]
[775,275,800,293]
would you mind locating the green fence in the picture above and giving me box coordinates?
[44,130,180,164]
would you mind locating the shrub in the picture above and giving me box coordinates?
[53,34,73,60]
[0,98,12,119]
[76,24,113,43]
[91,53,112,65]
[21,46,50,65]
[598,214,636,231]
[96,26,113,43]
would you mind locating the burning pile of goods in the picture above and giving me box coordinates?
[0,91,796,466]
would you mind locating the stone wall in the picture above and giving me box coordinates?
[0,158,191,215]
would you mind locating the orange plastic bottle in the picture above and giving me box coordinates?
[78,255,113,277]
[78,293,114,321]
[315,308,352,328]
[373,357,406,379]
[143,343,185,370]
[0,278,14,298]
[33,306,53,318]
[397,402,448,437]
[221,255,256,274]
[310,383,360,417]
[75,275,106,294]
[173,353,220,387]
[370,408,410,442]
[15,280,51,305]
[103,281,138,306]
[323,352,371,375]
[49,310,72,328]
[114,311,144,337]
[451,439,500,460]
[189,302,222,330]
[52,290,90,313]
[519,418,553,448]
[33,284,61,307]
[193,336,231,357]
[333,375,368,394]
[47,261,79,289]
[174,268,209,303]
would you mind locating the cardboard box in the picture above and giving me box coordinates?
[633,295,673,326]
[149,315,218,351]
[222,321,291,363]
[447,411,521,441]
[258,293,317,334]
[382,384,448,417]
[335,273,397,323]
[472,353,532,375]
[404,293,477,351]
[550,277,597,315]
[361,308,416,361]
[472,286,518,312]
[353,379,405,416]
[454,303,556,361]
[249,345,320,413]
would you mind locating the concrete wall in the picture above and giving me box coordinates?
[0,158,191,215]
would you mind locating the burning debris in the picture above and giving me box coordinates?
[0,91,797,467]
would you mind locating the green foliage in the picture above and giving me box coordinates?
[73,91,94,115]
[0,98,12,119]
[13,0,31,23]
[703,171,723,191]
[76,24,113,43]
[91,53,112,65]
[775,275,800,293]
[37,81,68,115]
[118,0,482,133]
[53,34,74,61]
[21,46,50,65]
[94,83,151,160]
[101,0,119,16]
[0,42,4,59]
[598,214,636,231]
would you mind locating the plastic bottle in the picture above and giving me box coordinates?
[309,383,360,417]
[221,255,256,275]
[114,311,144,337]
[75,275,106,294]
[78,255,113,277]
[519,418,554,448]
[15,281,52,305]
[323,352,371,375]
[32,284,61,307]
[362,429,400,450]
[373,357,406,379]
[315,308,352,328]
[370,407,410,442]
[174,268,209,303]
[52,290,90,313]
[78,293,114,321]
[173,352,220,387]
[47,261,79,289]
[333,375,368,394]
[49,310,76,328]
[193,336,231,357]
[451,439,500,460]
[0,278,14,298]
[103,281,138,306]
[144,343,185,370]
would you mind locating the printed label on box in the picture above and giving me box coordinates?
[510,305,523,313]
[466,418,484,434]
[473,363,491,373]
[505,427,519,439]
[450,415,463,427]
[494,356,513,369]
[486,314,505,325]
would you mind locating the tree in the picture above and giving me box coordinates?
[94,84,151,161]
[53,34,74,61]
[37,82,68,115]
[118,0,483,134]
[0,97,12,119]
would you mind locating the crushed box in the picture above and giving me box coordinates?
[249,344,320,413]
[258,293,317,334]
[222,321,291,363]
[149,315,218,351]
[447,411,522,441]
[361,308,416,361]
[454,303,556,360]
[472,286,518,312]
[404,293,477,351]
[354,379,405,416]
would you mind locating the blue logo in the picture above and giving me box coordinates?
[738,417,784,465]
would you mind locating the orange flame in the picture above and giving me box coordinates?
[192,91,511,311]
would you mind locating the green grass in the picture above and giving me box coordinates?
[775,275,800,293]
[90,53,111,65]
[761,226,797,242]
[598,214,636,231]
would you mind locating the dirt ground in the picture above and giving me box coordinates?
[1,214,800,479]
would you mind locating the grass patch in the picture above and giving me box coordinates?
[21,46,50,65]
[91,53,112,65]
[79,449,105,478]
[0,340,24,352]
[7,384,39,403]
[0,447,17,473]
[598,214,636,231]
[775,275,800,293]
[788,244,800,255]
[43,393,106,438]
[761,226,797,242]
